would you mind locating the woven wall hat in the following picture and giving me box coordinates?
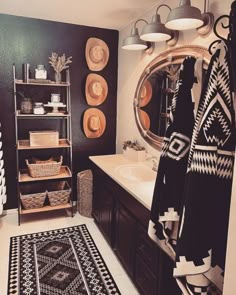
[85,73,108,106]
[83,108,106,138]
[139,109,150,130]
[139,80,152,107]
[85,37,109,71]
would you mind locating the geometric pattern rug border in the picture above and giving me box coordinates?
[8,224,121,295]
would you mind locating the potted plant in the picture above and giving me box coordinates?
[122,140,146,161]
[49,52,72,83]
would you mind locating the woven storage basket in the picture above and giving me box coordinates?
[77,169,93,217]
[20,184,47,209]
[47,181,71,206]
[26,155,63,178]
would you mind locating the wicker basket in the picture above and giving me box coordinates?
[77,170,93,217]
[26,155,63,178]
[47,181,71,206]
[20,184,47,209]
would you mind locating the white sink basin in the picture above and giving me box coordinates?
[115,164,156,182]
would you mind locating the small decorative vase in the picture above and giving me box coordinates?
[54,72,62,83]
[33,102,45,115]
[20,97,33,114]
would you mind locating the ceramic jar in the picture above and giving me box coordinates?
[35,65,47,80]
[33,102,45,115]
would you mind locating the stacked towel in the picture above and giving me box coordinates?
[0,123,7,215]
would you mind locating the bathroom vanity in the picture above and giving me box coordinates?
[90,154,181,295]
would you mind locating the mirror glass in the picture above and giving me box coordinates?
[134,46,211,150]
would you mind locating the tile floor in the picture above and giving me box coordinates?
[0,208,140,295]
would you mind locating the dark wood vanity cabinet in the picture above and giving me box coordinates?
[114,201,136,277]
[92,164,180,295]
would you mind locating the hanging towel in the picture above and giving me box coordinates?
[0,122,7,215]
[148,56,196,256]
[174,40,235,293]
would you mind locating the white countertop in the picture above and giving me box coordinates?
[89,154,157,210]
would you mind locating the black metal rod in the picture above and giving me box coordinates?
[156,4,172,15]
[134,18,148,28]
[213,15,229,42]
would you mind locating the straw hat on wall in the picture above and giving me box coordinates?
[139,80,152,107]
[85,73,108,106]
[85,37,109,71]
[83,108,106,138]
[139,109,150,130]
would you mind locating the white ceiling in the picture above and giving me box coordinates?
[0,0,160,30]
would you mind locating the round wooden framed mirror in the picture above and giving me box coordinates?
[134,45,211,150]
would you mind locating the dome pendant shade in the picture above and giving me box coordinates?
[140,14,172,42]
[122,27,148,50]
[165,0,204,30]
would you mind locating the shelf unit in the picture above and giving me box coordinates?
[18,139,71,150]
[18,166,72,182]
[13,64,73,225]
[16,111,70,118]
[20,203,72,215]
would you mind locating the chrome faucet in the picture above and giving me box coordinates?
[146,155,159,172]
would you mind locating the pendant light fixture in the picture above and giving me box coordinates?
[140,5,173,42]
[122,19,148,50]
[165,0,213,32]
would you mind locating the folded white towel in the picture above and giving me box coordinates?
[0,123,7,214]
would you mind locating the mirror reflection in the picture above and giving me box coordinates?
[134,46,210,150]
[139,64,181,136]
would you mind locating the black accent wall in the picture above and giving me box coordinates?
[0,14,118,209]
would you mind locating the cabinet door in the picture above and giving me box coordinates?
[136,224,159,274]
[92,174,101,224]
[135,224,159,295]
[92,169,114,245]
[158,252,182,295]
[115,202,136,277]
[135,255,157,295]
[99,184,114,244]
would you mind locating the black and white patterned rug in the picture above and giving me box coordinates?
[8,224,121,295]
